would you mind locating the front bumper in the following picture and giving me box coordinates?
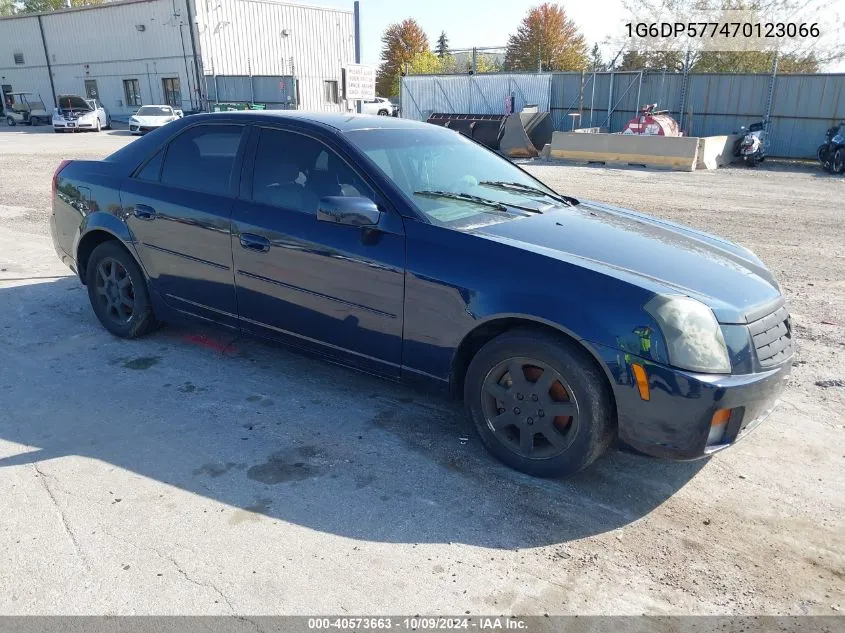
[129,124,160,134]
[593,343,792,459]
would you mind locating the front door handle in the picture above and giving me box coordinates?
[239,233,271,253]
[133,204,156,220]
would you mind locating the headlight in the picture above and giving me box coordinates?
[129,117,138,123]
[644,295,731,374]
[833,134,844,144]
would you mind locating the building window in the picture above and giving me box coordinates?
[84,79,99,100]
[13,52,24,65]
[123,79,142,107]
[323,80,338,104]
[162,77,181,108]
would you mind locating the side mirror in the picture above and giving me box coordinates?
[317,196,381,227]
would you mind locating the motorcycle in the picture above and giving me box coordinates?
[817,122,845,174]
[733,121,766,167]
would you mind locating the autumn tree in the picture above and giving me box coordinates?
[376,19,429,97]
[436,31,450,59]
[504,3,588,71]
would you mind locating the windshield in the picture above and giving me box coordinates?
[345,126,562,227]
[137,106,172,116]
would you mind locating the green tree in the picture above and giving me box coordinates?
[617,49,683,70]
[20,0,103,12]
[0,0,17,16]
[376,19,429,97]
[693,50,818,72]
[504,3,588,71]
[436,31,449,59]
[589,44,606,71]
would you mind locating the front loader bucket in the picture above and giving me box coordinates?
[426,112,553,159]
[426,113,508,151]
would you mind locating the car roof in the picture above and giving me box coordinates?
[211,110,430,133]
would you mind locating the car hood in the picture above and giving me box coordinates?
[132,116,170,125]
[470,200,782,324]
[57,96,91,111]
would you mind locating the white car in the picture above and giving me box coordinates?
[361,97,397,116]
[52,95,110,132]
[129,105,183,135]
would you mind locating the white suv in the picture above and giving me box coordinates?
[361,97,397,116]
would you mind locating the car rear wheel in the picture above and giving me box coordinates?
[6,116,15,127]
[85,241,158,339]
[95,118,101,132]
[464,329,614,477]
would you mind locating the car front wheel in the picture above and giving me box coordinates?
[85,241,158,338]
[464,329,615,478]
[833,148,845,174]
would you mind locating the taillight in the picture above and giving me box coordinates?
[52,159,72,197]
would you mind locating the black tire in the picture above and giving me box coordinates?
[85,241,158,338]
[833,148,845,174]
[746,155,758,167]
[104,116,112,130]
[377,109,389,116]
[818,144,829,165]
[464,329,615,478]
[54,128,62,133]
[6,116,15,127]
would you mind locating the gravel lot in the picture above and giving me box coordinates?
[0,127,843,615]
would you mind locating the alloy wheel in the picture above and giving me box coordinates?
[94,257,135,324]
[480,357,580,459]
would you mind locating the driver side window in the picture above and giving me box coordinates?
[251,128,373,214]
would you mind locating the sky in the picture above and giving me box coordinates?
[306,0,626,66]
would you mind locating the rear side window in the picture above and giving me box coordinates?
[160,125,244,195]
[136,148,164,181]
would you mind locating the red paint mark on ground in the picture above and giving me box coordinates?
[181,333,238,355]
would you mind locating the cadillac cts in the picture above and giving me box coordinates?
[48,112,793,477]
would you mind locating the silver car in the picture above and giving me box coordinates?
[52,95,110,132]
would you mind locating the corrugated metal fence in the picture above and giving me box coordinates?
[400,74,552,121]
[401,71,845,158]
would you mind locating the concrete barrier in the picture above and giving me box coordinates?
[696,134,740,170]
[549,131,701,171]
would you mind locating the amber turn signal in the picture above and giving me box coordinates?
[711,408,732,427]
[631,363,650,401]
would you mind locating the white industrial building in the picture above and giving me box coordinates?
[0,0,356,120]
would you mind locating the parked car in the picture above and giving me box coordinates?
[48,112,793,477]
[3,92,51,126]
[817,121,845,174]
[361,97,397,116]
[129,105,184,135]
[52,95,110,132]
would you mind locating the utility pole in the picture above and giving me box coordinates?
[353,0,361,113]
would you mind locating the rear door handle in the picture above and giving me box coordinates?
[239,233,271,253]
[133,204,156,220]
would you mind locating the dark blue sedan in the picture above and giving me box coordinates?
[48,112,793,477]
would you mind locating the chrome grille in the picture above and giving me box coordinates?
[748,305,792,368]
